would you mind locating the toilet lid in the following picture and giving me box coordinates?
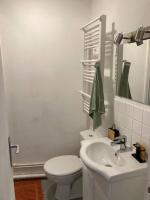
[44,155,82,176]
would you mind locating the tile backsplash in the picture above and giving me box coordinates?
[114,96,150,152]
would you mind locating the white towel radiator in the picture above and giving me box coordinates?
[80,15,116,115]
[80,15,106,114]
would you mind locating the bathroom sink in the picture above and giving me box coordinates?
[86,141,125,168]
[80,137,147,182]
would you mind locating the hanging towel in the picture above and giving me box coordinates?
[89,61,105,130]
[118,61,132,99]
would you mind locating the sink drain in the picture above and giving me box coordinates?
[104,164,112,167]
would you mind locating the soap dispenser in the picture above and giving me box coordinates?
[132,143,147,163]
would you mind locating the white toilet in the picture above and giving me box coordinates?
[44,129,97,200]
[44,155,82,200]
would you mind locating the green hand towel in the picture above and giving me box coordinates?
[89,61,105,130]
[118,61,132,99]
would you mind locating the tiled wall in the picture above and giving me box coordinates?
[114,96,150,152]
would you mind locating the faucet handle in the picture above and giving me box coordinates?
[113,135,127,142]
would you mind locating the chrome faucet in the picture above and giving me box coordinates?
[111,135,127,152]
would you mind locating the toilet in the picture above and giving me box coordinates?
[44,155,82,200]
[44,129,96,200]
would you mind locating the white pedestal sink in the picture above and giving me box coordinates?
[80,137,147,200]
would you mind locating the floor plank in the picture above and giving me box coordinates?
[15,179,43,200]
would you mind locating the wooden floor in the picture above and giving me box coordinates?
[15,179,44,200]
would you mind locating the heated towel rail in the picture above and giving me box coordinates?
[80,15,116,114]
[80,15,106,114]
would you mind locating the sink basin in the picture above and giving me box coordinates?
[80,137,147,182]
[86,141,125,168]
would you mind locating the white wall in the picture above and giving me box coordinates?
[0,0,91,164]
[91,0,150,32]
[0,49,15,200]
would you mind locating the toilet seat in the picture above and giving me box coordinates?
[44,155,82,176]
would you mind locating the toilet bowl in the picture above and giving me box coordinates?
[44,155,82,200]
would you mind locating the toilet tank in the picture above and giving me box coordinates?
[80,128,106,141]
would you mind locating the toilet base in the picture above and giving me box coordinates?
[55,176,82,200]
[55,184,70,200]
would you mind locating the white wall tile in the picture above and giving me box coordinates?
[118,113,133,130]
[114,100,119,113]
[114,97,150,154]
[115,120,119,130]
[133,120,142,136]
[133,105,143,122]
[124,102,133,117]
[142,124,150,138]
[140,137,150,153]
[118,100,125,113]
[114,100,119,124]
[143,108,150,126]
[119,126,132,136]
[132,134,141,145]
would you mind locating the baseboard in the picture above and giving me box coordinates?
[13,162,46,180]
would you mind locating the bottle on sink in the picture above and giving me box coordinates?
[107,124,120,140]
[132,143,147,163]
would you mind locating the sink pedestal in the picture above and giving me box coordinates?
[82,161,146,200]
